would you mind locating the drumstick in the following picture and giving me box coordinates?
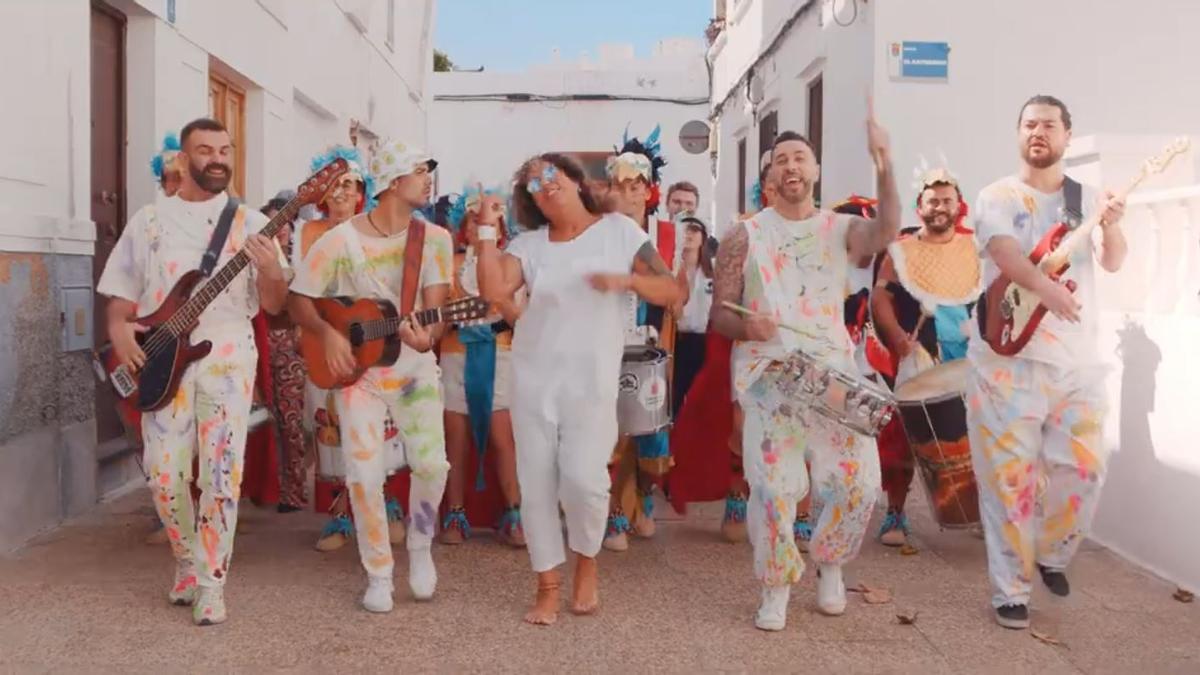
[721,301,807,336]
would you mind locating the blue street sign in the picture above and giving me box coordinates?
[895,41,949,79]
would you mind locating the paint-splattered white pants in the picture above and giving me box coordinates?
[966,353,1109,608]
[739,370,880,587]
[334,356,449,579]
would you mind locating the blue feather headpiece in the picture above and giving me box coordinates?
[150,132,181,182]
[309,145,376,213]
[749,180,763,212]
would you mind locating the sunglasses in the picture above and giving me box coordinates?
[525,164,559,194]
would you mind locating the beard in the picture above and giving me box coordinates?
[1022,142,1063,169]
[921,212,955,234]
[776,177,812,205]
[189,161,231,194]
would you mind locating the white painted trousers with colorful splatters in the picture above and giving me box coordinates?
[141,326,257,588]
[334,355,449,580]
[966,353,1109,608]
[739,370,880,587]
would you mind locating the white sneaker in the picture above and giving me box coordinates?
[755,585,790,631]
[362,576,394,613]
[816,565,847,616]
[168,562,198,606]
[192,586,227,626]
[408,547,437,601]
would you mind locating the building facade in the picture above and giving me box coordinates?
[707,0,1200,590]
[429,38,712,224]
[0,0,434,552]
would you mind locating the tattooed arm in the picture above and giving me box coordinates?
[709,225,777,342]
[588,241,684,307]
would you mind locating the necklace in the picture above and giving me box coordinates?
[366,212,393,238]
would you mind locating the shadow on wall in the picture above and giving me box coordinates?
[1093,317,1199,591]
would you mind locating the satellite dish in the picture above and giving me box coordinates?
[679,120,711,155]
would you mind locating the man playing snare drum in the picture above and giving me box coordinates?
[710,111,901,631]
[966,96,1127,630]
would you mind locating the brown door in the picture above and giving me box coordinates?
[807,76,823,204]
[208,72,247,198]
[91,1,127,444]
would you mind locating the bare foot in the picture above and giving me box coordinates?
[570,554,599,615]
[523,571,560,626]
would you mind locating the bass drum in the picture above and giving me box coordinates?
[894,360,980,529]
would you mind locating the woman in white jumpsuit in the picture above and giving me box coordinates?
[474,154,683,626]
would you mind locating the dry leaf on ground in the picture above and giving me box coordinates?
[1173,588,1195,603]
[899,544,919,556]
[1031,629,1067,648]
[896,610,919,625]
[848,583,893,604]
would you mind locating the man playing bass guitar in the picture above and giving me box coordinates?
[967,95,1127,630]
[288,140,452,614]
[97,118,289,626]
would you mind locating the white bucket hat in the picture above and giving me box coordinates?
[368,139,438,198]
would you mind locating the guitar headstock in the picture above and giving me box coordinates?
[297,158,350,206]
[1142,137,1191,176]
[443,296,492,324]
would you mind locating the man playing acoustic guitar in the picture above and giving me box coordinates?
[967,95,1127,629]
[97,117,289,626]
[288,140,452,614]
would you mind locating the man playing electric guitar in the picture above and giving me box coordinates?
[288,139,452,614]
[97,118,289,626]
[967,95,1127,630]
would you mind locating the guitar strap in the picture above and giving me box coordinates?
[200,196,242,277]
[400,219,426,315]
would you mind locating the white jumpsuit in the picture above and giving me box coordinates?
[505,213,650,572]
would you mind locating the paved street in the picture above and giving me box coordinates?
[1,486,1197,674]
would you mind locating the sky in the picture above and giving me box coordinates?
[434,0,712,72]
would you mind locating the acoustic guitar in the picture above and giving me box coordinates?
[93,158,350,429]
[982,138,1189,355]
[300,295,490,389]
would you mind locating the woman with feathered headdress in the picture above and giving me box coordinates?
[293,145,409,554]
[435,185,526,548]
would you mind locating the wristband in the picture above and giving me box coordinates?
[478,225,498,242]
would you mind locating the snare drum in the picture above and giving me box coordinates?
[775,351,896,437]
[617,345,671,436]
[894,360,980,529]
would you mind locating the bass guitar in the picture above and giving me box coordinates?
[93,158,350,422]
[300,295,490,389]
[982,138,1189,355]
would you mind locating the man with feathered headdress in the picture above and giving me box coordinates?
[293,146,409,554]
[601,124,685,551]
[435,185,526,548]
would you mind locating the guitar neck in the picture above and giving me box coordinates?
[170,198,300,330]
[1040,172,1145,274]
[359,306,443,342]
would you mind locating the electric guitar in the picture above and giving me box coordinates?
[93,158,350,424]
[300,295,490,389]
[982,138,1189,355]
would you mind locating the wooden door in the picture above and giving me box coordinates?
[91,1,127,445]
[807,76,823,204]
[207,72,246,198]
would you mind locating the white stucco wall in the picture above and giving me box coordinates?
[0,0,92,255]
[118,0,434,212]
[429,40,712,224]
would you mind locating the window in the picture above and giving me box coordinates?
[736,137,747,214]
[208,71,247,198]
[807,76,823,204]
[386,0,395,50]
